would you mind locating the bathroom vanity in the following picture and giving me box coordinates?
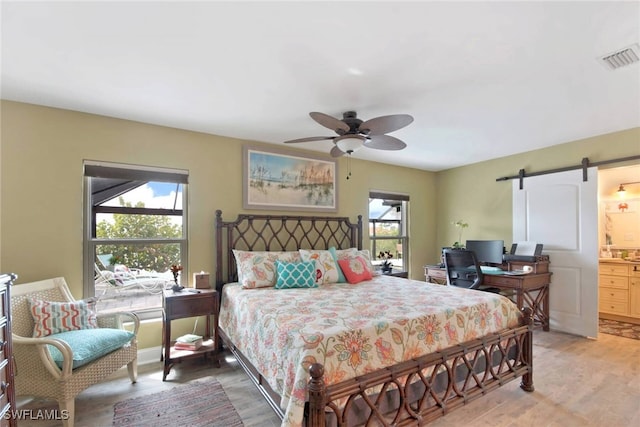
[599,259,640,324]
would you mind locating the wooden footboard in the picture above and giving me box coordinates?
[220,308,534,426]
[307,307,534,426]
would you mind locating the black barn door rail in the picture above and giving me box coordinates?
[497,155,640,190]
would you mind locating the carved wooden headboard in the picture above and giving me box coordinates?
[214,210,362,291]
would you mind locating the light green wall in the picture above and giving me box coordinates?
[0,101,435,348]
[2,100,637,348]
[434,128,640,255]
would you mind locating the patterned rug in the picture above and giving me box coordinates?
[113,378,243,426]
[599,318,640,340]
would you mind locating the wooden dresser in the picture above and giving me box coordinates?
[0,274,16,427]
[599,261,640,324]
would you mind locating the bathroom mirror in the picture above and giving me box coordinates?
[601,198,640,249]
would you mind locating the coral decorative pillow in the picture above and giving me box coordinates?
[275,261,318,289]
[28,298,98,338]
[299,249,341,284]
[233,250,301,289]
[338,256,373,284]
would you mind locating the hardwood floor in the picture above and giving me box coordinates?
[16,331,640,426]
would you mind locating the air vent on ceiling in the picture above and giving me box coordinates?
[599,44,640,70]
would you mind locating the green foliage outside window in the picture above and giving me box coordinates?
[96,198,181,273]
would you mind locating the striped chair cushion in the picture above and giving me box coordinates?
[28,298,99,338]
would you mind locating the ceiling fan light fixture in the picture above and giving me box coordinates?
[335,135,365,154]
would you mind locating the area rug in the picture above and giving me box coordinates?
[599,318,640,340]
[113,378,243,426]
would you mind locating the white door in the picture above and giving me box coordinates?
[513,168,598,337]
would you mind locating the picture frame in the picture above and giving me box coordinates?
[243,145,338,212]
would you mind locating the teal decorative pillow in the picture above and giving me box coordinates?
[275,261,317,289]
[329,247,356,283]
[28,298,98,338]
[47,328,135,369]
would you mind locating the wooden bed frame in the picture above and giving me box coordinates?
[215,210,534,426]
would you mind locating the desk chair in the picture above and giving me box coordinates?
[443,249,484,289]
[443,249,510,295]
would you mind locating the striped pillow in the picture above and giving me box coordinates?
[28,298,99,338]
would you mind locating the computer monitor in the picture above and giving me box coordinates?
[465,240,504,265]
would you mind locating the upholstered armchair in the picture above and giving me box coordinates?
[11,277,139,427]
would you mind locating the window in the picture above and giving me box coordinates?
[369,191,409,276]
[84,162,188,319]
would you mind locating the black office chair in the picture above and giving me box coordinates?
[443,248,510,295]
[443,249,484,289]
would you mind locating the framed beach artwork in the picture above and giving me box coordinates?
[243,146,338,212]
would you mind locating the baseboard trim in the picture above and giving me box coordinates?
[137,345,162,365]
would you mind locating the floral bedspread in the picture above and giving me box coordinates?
[219,274,523,427]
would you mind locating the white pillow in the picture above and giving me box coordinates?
[299,249,341,285]
[232,250,301,289]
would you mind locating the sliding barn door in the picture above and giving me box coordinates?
[512,168,598,338]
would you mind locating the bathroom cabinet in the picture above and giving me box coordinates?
[599,261,640,324]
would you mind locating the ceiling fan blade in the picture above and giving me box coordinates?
[330,145,345,157]
[364,135,407,151]
[284,136,335,144]
[358,114,414,135]
[309,112,350,133]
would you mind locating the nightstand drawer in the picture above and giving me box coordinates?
[599,275,628,290]
[164,292,216,318]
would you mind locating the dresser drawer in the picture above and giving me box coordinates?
[0,360,10,419]
[599,263,629,276]
[0,326,5,361]
[629,265,640,278]
[599,275,628,290]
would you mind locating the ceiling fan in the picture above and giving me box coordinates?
[284,111,413,157]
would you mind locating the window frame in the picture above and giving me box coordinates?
[369,191,409,277]
[83,161,189,320]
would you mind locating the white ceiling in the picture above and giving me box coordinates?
[2,1,639,171]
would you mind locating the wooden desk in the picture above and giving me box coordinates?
[424,265,551,331]
[162,288,219,380]
[484,272,551,331]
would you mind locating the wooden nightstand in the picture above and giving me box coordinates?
[162,288,218,381]
[424,265,447,285]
